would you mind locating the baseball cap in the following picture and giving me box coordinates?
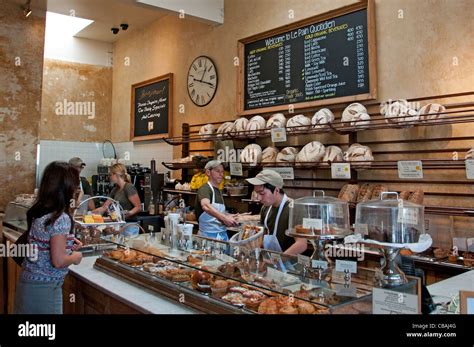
[205,160,223,170]
[69,157,86,168]
[246,169,284,189]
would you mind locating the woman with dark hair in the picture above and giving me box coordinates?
[14,161,83,314]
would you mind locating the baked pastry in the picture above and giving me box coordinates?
[276,147,298,162]
[231,117,249,136]
[408,189,424,204]
[433,248,448,259]
[216,122,234,137]
[418,103,446,122]
[371,184,388,200]
[240,144,262,164]
[296,141,325,163]
[258,298,279,314]
[338,184,360,203]
[261,146,279,163]
[382,99,419,125]
[222,292,245,306]
[191,270,212,292]
[266,113,287,129]
[295,224,311,234]
[246,115,266,137]
[311,108,334,129]
[341,103,367,125]
[296,300,316,314]
[357,184,374,202]
[199,124,215,140]
[463,252,474,266]
[323,146,344,162]
[286,114,311,133]
[186,255,202,265]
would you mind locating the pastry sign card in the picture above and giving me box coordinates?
[398,160,423,179]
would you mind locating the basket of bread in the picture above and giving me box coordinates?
[229,224,265,251]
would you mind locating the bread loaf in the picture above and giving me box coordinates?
[216,122,234,137]
[371,185,388,200]
[408,189,424,205]
[350,112,371,128]
[323,146,344,162]
[344,144,374,162]
[286,114,311,133]
[338,184,360,203]
[232,117,249,136]
[276,147,298,162]
[240,144,262,165]
[418,103,446,122]
[296,141,325,163]
[266,113,287,129]
[311,108,334,129]
[342,103,367,125]
[246,115,266,137]
[199,124,215,140]
[261,147,279,163]
[357,184,374,203]
[399,191,411,200]
[382,99,419,125]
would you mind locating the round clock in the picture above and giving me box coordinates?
[187,56,218,107]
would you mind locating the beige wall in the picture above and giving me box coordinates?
[40,59,112,142]
[0,2,46,210]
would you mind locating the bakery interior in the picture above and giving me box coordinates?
[1,0,474,316]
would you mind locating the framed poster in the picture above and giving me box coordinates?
[131,73,173,141]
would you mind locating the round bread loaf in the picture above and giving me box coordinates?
[418,103,446,122]
[350,112,371,127]
[216,122,234,137]
[311,108,335,129]
[240,144,262,165]
[199,124,216,140]
[266,113,287,129]
[286,114,311,133]
[231,117,249,136]
[382,99,419,124]
[296,141,325,163]
[246,115,266,137]
[323,146,344,162]
[261,146,279,163]
[344,143,374,162]
[341,103,367,125]
[276,147,298,162]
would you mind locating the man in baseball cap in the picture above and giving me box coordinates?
[246,169,307,255]
[69,157,95,212]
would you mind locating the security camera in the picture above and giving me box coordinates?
[111,27,119,35]
[120,23,129,31]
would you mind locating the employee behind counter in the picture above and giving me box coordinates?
[93,163,142,221]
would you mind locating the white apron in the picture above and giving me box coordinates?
[263,194,289,252]
[198,182,228,239]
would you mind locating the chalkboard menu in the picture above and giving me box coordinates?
[131,73,173,141]
[238,0,376,115]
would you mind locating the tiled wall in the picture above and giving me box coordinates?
[37,140,173,184]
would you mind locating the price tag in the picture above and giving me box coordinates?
[303,218,322,230]
[311,260,328,270]
[335,259,357,274]
[268,167,294,180]
[297,254,310,266]
[398,161,423,179]
[466,159,474,179]
[229,162,243,176]
[331,163,351,179]
[372,288,420,314]
[355,223,368,236]
[397,207,419,225]
[271,127,287,143]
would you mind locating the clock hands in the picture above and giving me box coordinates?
[199,60,207,82]
[193,77,214,87]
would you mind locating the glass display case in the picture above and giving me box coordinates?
[93,223,421,314]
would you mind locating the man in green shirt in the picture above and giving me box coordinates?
[246,169,307,255]
[195,160,238,240]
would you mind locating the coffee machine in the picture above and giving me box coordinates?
[143,173,164,212]
[127,163,151,205]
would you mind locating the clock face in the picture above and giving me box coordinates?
[187,56,218,107]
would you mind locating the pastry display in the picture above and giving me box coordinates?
[311,108,334,129]
[216,122,234,137]
[295,141,325,163]
[418,103,446,122]
[258,296,328,315]
[266,113,287,129]
[246,115,266,137]
[276,146,298,163]
[240,144,262,164]
[261,146,279,163]
[199,123,216,140]
[323,145,344,162]
[286,114,311,133]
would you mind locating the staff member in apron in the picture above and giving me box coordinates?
[195,160,238,241]
[69,157,95,214]
[246,170,307,255]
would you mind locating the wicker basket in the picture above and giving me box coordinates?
[229,227,265,251]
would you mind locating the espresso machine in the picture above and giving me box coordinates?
[143,173,164,212]
[127,163,150,205]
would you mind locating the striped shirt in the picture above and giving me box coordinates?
[21,212,74,282]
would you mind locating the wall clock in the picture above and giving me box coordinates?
[187,56,218,107]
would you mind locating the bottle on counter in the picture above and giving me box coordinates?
[158,191,165,214]
[148,191,156,215]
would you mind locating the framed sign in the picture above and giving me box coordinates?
[460,290,474,314]
[131,73,173,141]
[237,0,377,115]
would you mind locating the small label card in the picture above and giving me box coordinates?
[372,288,420,314]
[398,161,423,179]
[268,167,294,180]
[466,159,474,179]
[229,162,243,176]
[335,259,357,274]
[331,163,351,179]
[271,127,287,143]
[311,260,328,270]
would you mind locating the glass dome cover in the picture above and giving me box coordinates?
[288,190,350,237]
[355,192,425,244]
